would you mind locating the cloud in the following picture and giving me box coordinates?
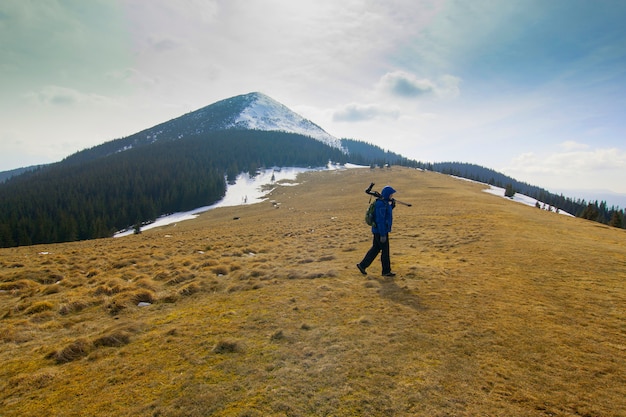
[511,149,625,174]
[377,71,461,99]
[332,103,400,122]
[379,71,435,98]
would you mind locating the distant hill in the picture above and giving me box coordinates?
[0,165,41,183]
[340,139,419,168]
[429,162,623,225]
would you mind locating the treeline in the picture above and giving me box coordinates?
[341,139,420,168]
[0,130,348,247]
[430,162,624,228]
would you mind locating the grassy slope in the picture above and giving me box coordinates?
[1,167,624,416]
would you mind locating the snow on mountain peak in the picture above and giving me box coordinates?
[230,92,344,150]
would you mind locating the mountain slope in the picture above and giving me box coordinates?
[63,92,342,165]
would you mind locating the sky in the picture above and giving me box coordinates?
[2,0,626,206]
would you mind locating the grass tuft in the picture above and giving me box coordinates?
[24,300,54,314]
[58,300,91,315]
[130,289,155,305]
[92,330,131,347]
[270,330,285,341]
[213,339,242,354]
[48,339,92,364]
[178,282,200,296]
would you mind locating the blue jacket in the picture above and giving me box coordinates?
[372,186,395,235]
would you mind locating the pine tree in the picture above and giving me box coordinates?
[609,210,623,228]
[504,183,515,198]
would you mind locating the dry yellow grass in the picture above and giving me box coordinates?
[1,167,624,416]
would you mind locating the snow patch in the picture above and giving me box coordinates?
[483,185,573,216]
[451,175,573,216]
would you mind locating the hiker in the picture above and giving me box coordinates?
[357,185,397,277]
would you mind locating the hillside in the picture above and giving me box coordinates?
[1,167,624,416]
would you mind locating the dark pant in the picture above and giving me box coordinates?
[359,233,391,274]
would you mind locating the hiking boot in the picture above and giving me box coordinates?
[356,264,367,275]
[382,271,396,277]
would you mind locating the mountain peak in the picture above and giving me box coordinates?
[135,92,342,150]
[226,92,342,149]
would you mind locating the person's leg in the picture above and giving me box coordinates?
[380,236,392,274]
[358,234,382,270]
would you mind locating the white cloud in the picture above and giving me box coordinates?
[505,146,626,193]
[515,147,626,173]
